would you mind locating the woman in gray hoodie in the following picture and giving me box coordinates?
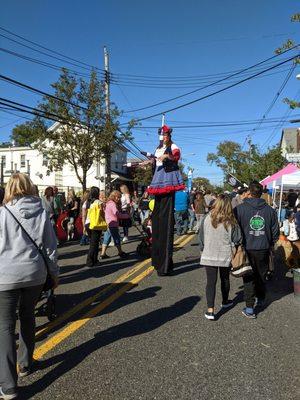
[0,173,58,400]
[199,195,241,321]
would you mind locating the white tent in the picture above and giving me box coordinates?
[267,170,300,220]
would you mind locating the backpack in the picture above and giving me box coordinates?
[88,201,107,231]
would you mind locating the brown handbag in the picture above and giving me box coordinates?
[230,245,253,278]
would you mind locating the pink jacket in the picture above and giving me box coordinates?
[105,200,129,228]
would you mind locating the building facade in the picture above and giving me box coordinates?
[0,143,129,193]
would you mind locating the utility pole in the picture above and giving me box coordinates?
[247,135,253,178]
[103,45,111,193]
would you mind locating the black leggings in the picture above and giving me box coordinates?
[205,266,230,308]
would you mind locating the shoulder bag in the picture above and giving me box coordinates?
[4,205,56,291]
[230,244,253,278]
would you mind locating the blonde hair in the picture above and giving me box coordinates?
[108,190,121,202]
[120,184,129,194]
[4,173,36,203]
[210,195,236,230]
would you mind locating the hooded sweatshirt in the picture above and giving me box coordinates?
[0,196,58,291]
[234,198,279,250]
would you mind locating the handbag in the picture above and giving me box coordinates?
[118,212,132,228]
[4,206,56,291]
[87,201,107,231]
[230,245,253,278]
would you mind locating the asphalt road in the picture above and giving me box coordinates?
[16,229,300,400]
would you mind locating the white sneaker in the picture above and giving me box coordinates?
[122,237,129,243]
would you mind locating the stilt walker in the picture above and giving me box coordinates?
[146,124,185,276]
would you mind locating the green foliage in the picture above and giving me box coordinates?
[207,140,286,185]
[11,119,47,146]
[283,98,300,109]
[132,164,153,186]
[10,69,133,191]
[192,176,213,191]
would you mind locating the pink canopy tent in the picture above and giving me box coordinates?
[260,163,300,187]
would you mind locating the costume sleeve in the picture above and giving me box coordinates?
[171,148,181,161]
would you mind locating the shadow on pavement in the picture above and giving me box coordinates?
[22,296,200,399]
[35,284,162,341]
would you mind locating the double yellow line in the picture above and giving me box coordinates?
[34,233,195,360]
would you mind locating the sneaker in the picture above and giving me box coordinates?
[18,366,31,377]
[221,300,234,309]
[204,311,215,321]
[100,254,110,260]
[0,387,18,400]
[242,308,256,319]
[108,241,115,247]
[122,237,129,243]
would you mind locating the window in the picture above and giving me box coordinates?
[1,156,6,168]
[20,154,26,168]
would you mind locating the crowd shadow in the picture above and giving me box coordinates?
[22,296,200,399]
[36,283,162,341]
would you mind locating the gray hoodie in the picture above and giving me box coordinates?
[0,196,58,291]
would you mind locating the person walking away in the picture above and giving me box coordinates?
[66,189,80,241]
[231,187,249,209]
[194,192,206,233]
[199,195,241,321]
[204,190,214,211]
[174,190,189,236]
[287,188,298,209]
[139,191,150,225]
[234,181,279,319]
[52,186,62,219]
[85,187,103,268]
[0,173,58,399]
[120,184,131,242]
[101,190,129,259]
[41,186,55,225]
[80,190,90,246]
[261,188,273,207]
[188,189,196,232]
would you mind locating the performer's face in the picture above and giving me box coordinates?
[163,134,171,144]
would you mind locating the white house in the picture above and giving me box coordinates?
[280,127,300,158]
[0,122,130,192]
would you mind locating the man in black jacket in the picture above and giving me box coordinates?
[235,181,279,318]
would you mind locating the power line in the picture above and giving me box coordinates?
[0,25,105,72]
[0,73,88,112]
[121,53,299,123]
[122,45,299,113]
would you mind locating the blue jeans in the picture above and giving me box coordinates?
[103,227,121,246]
[175,211,189,235]
[188,209,196,230]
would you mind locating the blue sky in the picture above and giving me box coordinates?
[1,0,300,184]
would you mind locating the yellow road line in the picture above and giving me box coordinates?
[35,234,190,339]
[34,266,154,360]
[34,233,196,359]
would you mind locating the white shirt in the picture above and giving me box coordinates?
[154,143,180,167]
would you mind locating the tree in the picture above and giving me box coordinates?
[192,177,213,191]
[11,69,133,191]
[207,140,286,185]
[11,120,45,146]
[275,12,300,109]
[132,164,153,187]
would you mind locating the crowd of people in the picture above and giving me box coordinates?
[0,172,295,399]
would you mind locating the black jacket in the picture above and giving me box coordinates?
[234,198,279,250]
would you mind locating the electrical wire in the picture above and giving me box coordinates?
[121,45,299,113]
[120,53,300,123]
[0,73,88,111]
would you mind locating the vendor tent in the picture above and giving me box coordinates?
[260,163,299,187]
